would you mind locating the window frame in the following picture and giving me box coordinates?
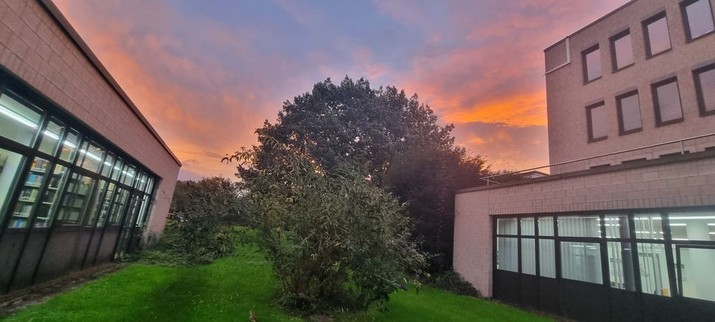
[582,44,602,84]
[586,101,608,143]
[681,0,715,42]
[651,77,684,126]
[616,90,643,135]
[643,11,672,58]
[610,29,634,72]
[693,63,715,116]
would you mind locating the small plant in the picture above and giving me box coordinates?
[425,270,481,297]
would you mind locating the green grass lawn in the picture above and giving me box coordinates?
[2,242,551,322]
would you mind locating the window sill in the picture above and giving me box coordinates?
[584,76,602,85]
[655,117,684,127]
[613,63,634,73]
[686,29,715,43]
[647,48,672,59]
[588,136,608,143]
[619,128,643,136]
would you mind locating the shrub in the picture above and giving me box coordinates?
[425,270,481,297]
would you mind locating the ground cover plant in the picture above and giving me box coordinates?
[1,231,552,322]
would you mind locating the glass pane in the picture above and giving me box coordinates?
[144,177,154,193]
[521,218,535,236]
[59,129,79,162]
[34,164,69,228]
[613,33,633,69]
[111,159,124,181]
[109,188,130,226]
[646,16,671,55]
[0,148,24,224]
[635,214,664,240]
[584,47,601,81]
[668,212,715,241]
[619,93,642,132]
[38,119,65,156]
[655,81,683,123]
[608,241,636,291]
[638,243,670,296]
[605,214,630,239]
[0,94,42,146]
[697,67,715,113]
[122,165,136,186]
[685,0,715,39]
[101,153,115,178]
[136,195,151,227]
[559,215,601,237]
[497,218,517,235]
[81,143,104,173]
[678,247,715,302]
[496,237,518,272]
[57,173,95,225]
[95,183,116,228]
[589,104,607,139]
[561,242,603,284]
[538,217,554,236]
[9,157,51,228]
[83,180,107,227]
[539,239,556,278]
[521,238,536,275]
[74,141,89,166]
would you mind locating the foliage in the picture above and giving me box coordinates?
[228,76,489,273]
[3,234,551,322]
[424,270,481,297]
[164,177,242,264]
[231,143,425,313]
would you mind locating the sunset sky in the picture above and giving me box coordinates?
[53,0,628,181]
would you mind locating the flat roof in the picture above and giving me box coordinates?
[40,0,182,167]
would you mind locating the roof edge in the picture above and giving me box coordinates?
[39,0,182,167]
[544,0,638,52]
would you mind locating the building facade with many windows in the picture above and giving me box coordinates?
[454,0,715,321]
[0,1,180,293]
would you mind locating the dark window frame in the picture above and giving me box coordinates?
[643,11,672,58]
[616,90,643,135]
[693,63,715,116]
[582,44,602,84]
[586,101,608,143]
[651,77,684,126]
[610,29,634,72]
[680,0,715,42]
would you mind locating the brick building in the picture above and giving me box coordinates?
[454,0,715,320]
[0,0,180,293]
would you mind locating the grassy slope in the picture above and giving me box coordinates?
[2,243,551,322]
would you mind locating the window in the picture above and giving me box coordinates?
[539,239,556,278]
[616,91,642,134]
[0,94,42,147]
[682,0,715,40]
[635,214,664,240]
[521,238,536,275]
[496,237,518,272]
[652,78,684,125]
[610,30,634,70]
[676,247,715,301]
[643,12,672,57]
[607,241,636,291]
[694,63,715,115]
[638,243,670,296]
[497,218,518,235]
[582,45,601,82]
[561,242,603,284]
[559,215,602,238]
[586,102,607,142]
[0,148,24,225]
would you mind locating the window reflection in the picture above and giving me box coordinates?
[0,94,42,146]
[653,78,683,124]
[683,0,715,40]
[0,148,23,224]
[644,13,671,56]
[9,157,51,228]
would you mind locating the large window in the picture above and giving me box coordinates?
[610,30,634,71]
[494,210,715,302]
[652,78,683,125]
[682,0,715,41]
[643,12,672,57]
[582,45,602,83]
[586,102,607,142]
[694,63,715,116]
[616,91,642,134]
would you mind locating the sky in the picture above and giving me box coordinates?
[53,0,629,181]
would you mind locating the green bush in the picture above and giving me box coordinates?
[237,146,426,314]
[425,270,481,297]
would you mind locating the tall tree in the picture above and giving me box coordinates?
[231,76,488,272]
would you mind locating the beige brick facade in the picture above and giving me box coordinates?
[0,0,180,236]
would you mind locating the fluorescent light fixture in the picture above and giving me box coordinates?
[708,223,715,226]
[669,223,687,227]
[669,216,715,220]
[0,103,38,129]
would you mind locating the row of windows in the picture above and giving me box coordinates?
[582,0,715,83]
[495,211,715,303]
[586,62,715,142]
[0,86,156,231]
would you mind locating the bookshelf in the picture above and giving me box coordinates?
[10,158,50,228]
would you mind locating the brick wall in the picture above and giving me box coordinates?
[546,0,715,172]
[454,155,715,297]
[0,0,180,235]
